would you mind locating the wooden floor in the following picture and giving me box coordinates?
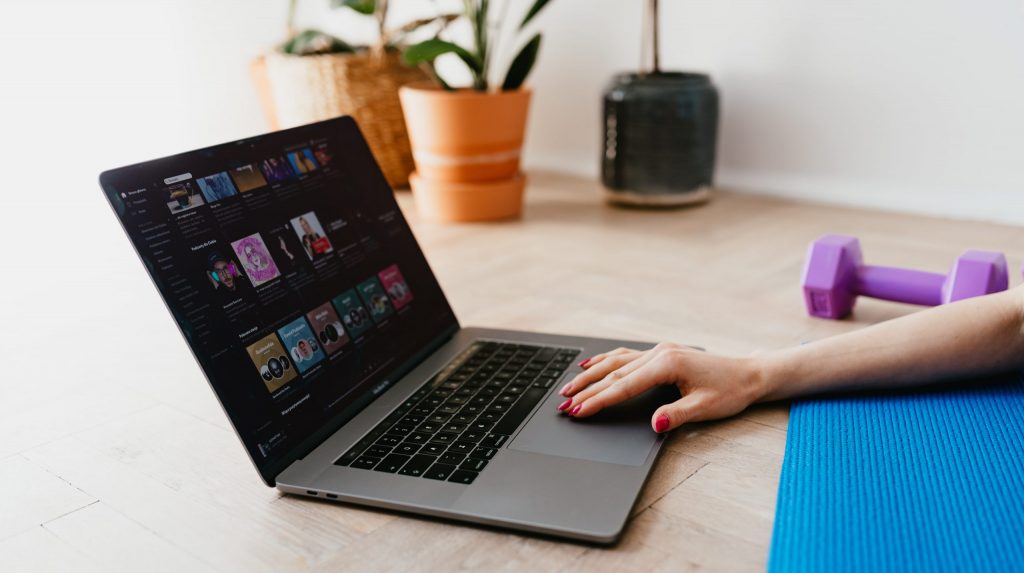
[3,172,1022,572]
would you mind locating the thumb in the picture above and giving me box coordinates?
[651,394,702,433]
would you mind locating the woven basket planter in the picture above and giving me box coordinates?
[255,49,427,189]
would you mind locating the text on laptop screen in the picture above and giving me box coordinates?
[100,118,458,483]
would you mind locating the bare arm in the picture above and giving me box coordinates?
[560,285,1024,432]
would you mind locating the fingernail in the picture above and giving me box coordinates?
[654,414,670,433]
[570,404,582,416]
[578,358,590,368]
[559,382,572,396]
[557,398,572,412]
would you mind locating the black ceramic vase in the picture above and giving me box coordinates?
[601,72,719,206]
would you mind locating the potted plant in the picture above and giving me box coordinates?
[252,0,458,189]
[398,0,554,223]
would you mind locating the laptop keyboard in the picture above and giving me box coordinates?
[334,341,580,485]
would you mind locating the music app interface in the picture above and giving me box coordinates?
[102,120,456,475]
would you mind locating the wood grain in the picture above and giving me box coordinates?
[3,172,1021,571]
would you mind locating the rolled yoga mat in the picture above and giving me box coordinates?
[768,373,1024,572]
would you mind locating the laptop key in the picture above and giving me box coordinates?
[407,432,432,444]
[492,387,547,435]
[431,432,459,445]
[481,433,508,448]
[394,443,420,456]
[469,421,494,433]
[448,441,475,454]
[399,454,436,477]
[469,447,497,460]
[334,449,361,466]
[389,425,414,436]
[365,445,392,458]
[448,469,479,485]
[460,457,488,472]
[374,454,411,473]
[459,431,485,443]
[421,443,446,455]
[439,452,466,465]
[417,422,441,433]
[377,435,402,447]
[424,463,457,481]
[477,412,501,423]
[352,456,381,470]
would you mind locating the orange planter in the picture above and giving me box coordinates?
[408,172,525,223]
[399,85,531,183]
[399,84,532,223]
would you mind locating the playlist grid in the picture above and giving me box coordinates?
[111,134,434,464]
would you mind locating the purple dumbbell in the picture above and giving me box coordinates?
[801,234,1008,319]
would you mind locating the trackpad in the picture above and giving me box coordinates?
[509,385,681,466]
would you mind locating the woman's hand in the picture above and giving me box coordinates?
[557,343,766,433]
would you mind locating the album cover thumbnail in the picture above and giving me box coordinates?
[264,225,309,276]
[288,148,319,175]
[165,181,205,214]
[246,333,296,393]
[231,233,281,286]
[378,264,413,310]
[313,145,332,167]
[205,250,248,294]
[277,316,326,374]
[196,172,238,203]
[290,211,334,260]
[229,163,268,193]
[357,277,395,323]
[305,301,350,355]
[331,289,374,338]
[259,156,296,184]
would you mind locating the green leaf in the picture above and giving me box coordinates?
[502,34,541,90]
[519,0,552,29]
[330,0,375,15]
[402,38,482,74]
[280,29,356,55]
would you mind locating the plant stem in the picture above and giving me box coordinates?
[286,0,298,39]
[490,0,512,90]
[652,0,660,73]
[373,0,389,57]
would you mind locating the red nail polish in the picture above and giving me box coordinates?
[654,414,670,433]
[559,382,572,396]
[578,358,590,368]
[570,404,582,416]
[557,398,572,411]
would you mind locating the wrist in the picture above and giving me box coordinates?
[746,351,783,403]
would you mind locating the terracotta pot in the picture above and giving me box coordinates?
[399,85,531,183]
[408,172,525,223]
[399,85,531,222]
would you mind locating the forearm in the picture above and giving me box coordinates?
[757,285,1024,401]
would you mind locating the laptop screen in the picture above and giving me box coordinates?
[100,117,459,485]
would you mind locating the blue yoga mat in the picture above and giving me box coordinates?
[768,373,1024,572]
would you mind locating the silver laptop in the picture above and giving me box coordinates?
[100,117,677,543]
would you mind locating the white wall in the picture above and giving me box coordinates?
[2,0,1023,225]
[518,0,1024,224]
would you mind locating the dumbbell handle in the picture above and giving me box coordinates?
[855,265,946,306]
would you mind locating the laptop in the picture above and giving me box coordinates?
[99,116,677,543]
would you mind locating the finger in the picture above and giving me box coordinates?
[560,350,642,397]
[578,347,636,369]
[570,360,666,418]
[565,349,659,407]
[651,393,706,433]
